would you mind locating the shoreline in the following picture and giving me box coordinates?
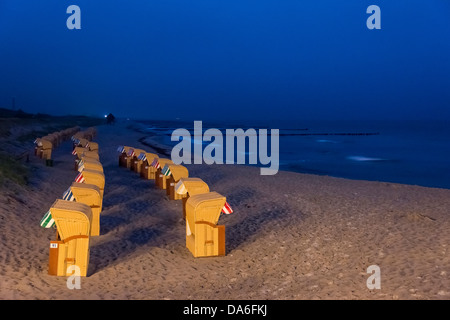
[127,119,450,191]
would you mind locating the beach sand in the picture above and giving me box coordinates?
[0,119,449,300]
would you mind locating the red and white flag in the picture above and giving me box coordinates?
[74,172,85,183]
[71,149,77,155]
[221,201,233,214]
[151,158,160,169]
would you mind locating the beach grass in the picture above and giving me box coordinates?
[0,152,29,186]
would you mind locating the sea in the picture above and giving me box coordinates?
[134,118,450,190]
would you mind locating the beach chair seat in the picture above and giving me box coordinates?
[70,182,103,236]
[140,153,158,179]
[165,164,189,200]
[185,192,227,258]
[48,200,92,276]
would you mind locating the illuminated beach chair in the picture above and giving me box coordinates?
[124,147,137,169]
[165,164,189,200]
[129,148,146,172]
[73,148,100,170]
[78,158,103,173]
[140,152,158,179]
[69,182,103,236]
[176,178,210,219]
[39,138,53,166]
[75,169,105,198]
[185,192,228,258]
[78,138,90,149]
[118,146,132,167]
[74,147,99,160]
[133,150,148,174]
[154,158,174,189]
[47,200,92,276]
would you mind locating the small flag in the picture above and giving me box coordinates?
[138,153,147,162]
[62,187,76,202]
[117,146,125,153]
[162,165,172,177]
[151,158,160,169]
[127,149,135,157]
[77,160,85,172]
[175,180,187,195]
[74,172,85,183]
[40,210,55,228]
[221,201,233,214]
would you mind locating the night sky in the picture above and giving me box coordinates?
[1,0,449,122]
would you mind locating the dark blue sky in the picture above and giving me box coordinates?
[1,0,449,121]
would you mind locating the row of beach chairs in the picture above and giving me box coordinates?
[33,126,81,166]
[117,146,233,258]
[40,127,105,277]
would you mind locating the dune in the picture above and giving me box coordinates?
[0,119,449,300]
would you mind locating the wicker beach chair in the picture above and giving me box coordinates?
[140,152,158,179]
[48,200,92,276]
[70,182,103,236]
[154,158,175,189]
[165,164,189,200]
[185,192,227,258]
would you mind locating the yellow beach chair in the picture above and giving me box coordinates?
[39,138,53,166]
[132,149,147,174]
[154,158,174,189]
[185,192,227,258]
[48,200,92,277]
[78,138,90,148]
[70,182,103,236]
[140,153,158,179]
[166,164,189,200]
[118,146,133,167]
[129,148,146,172]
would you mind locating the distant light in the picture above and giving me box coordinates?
[104,115,107,118]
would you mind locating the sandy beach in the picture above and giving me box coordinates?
[0,119,449,300]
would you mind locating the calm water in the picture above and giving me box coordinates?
[135,119,450,189]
